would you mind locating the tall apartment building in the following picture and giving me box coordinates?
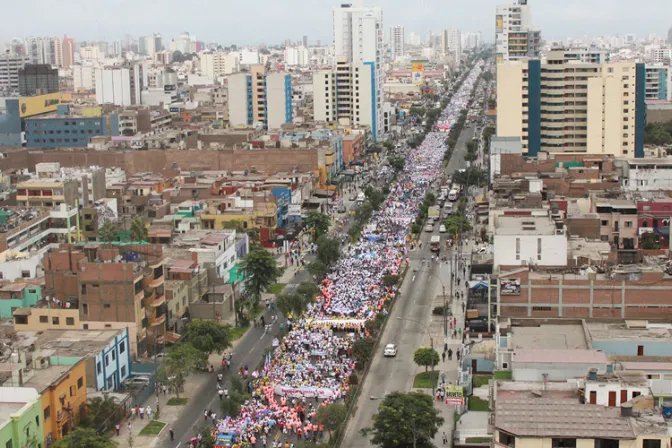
[62,36,75,69]
[390,25,405,59]
[284,47,310,67]
[313,56,378,132]
[24,37,52,65]
[72,64,99,91]
[495,0,541,62]
[333,1,384,141]
[645,64,671,101]
[0,54,27,92]
[564,47,609,64]
[200,52,240,77]
[18,64,59,96]
[228,65,293,130]
[95,64,144,106]
[654,48,672,64]
[496,50,646,158]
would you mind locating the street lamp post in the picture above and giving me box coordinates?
[398,317,437,402]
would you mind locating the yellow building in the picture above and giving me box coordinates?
[22,359,88,443]
[496,50,646,158]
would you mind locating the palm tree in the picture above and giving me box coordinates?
[80,394,118,432]
[98,222,119,243]
[130,217,148,242]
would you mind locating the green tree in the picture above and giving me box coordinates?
[164,342,206,398]
[413,347,440,373]
[366,392,444,448]
[305,211,331,240]
[316,403,347,440]
[194,423,216,448]
[239,246,281,305]
[296,281,318,303]
[98,222,119,242]
[443,214,472,236]
[130,217,148,241]
[172,50,185,62]
[307,260,329,279]
[464,151,478,162]
[364,186,386,210]
[276,293,308,317]
[52,428,118,448]
[316,235,341,266]
[222,220,245,232]
[641,232,660,250]
[352,337,376,369]
[185,319,231,355]
[388,156,405,171]
[453,167,488,187]
[79,393,118,432]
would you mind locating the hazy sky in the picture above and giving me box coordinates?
[2,0,671,45]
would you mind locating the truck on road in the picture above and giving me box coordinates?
[430,235,441,252]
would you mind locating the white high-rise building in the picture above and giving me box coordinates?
[24,37,52,65]
[72,63,100,91]
[0,54,27,92]
[408,32,421,46]
[495,0,541,62]
[95,64,144,106]
[200,52,240,77]
[390,25,405,59]
[284,46,310,67]
[313,57,375,130]
[332,0,384,140]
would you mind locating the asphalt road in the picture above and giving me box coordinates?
[341,119,476,448]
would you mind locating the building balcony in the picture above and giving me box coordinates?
[148,275,164,289]
[150,314,166,327]
[151,295,166,308]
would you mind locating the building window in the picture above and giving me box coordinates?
[119,341,126,354]
[103,304,111,309]
[112,350,116,361]
[5,440,11,448]
[498,431,515,447]
[121,366,127,377]
[642,441,662,448]
[52,317,59,325]
[66,317,75,326]
[83,324,89,329]
[515,238,520,260]
[105,355,109,367]
[552,439,576,448]
[624,221,633,228]
[82,303,88,314]
[97,361,102,374]
[601,220,609,226]
[77,377,83,389]
[21,270,30,278]
[39,316,48,323]
[43,406,50,421]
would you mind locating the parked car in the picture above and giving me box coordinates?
[439,225,447,233]
[123,376,151,388]
[337,205,347,213]
[384,344,397,357]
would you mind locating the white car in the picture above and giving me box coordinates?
[384,344,397,357]
[439,225,447,233]
[123,376,151,387]
[424,224,434,232]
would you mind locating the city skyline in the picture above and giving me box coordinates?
[2,0,671,46]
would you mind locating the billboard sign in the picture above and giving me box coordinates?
[18,93,63,118]
[500,278,521,296]
[411,62,424,85]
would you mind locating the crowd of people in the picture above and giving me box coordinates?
[213,64,484,447]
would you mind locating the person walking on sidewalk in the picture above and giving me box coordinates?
[443,432,448,445]
[115,424,120,436]
[169,427,174,441]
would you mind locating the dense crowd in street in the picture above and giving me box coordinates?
[214,63,484,447]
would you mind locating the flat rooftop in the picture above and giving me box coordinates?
[495,215,558,236]
[18,329,123,358]
[586,321,672,343]
[495,391,634,439]
[513,349,608,365]
[22,362,83,393]
[511,324,589,350]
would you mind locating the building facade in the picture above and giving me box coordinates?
[95,64,144,106]
[390,25,405,59]
[228,66,293,129]
[645,64,671,101]
[0,388,42,448]
[25,113,119,148]
[495,0,541,62]
[18,64,59,96]
[333,1,384,141]
[0,54,27,92]
[199,52,240,77]
[496,50,646,157]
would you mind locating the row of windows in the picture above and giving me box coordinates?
[27,129,100,135]
[28,120,101,127]
[29,138,84,144]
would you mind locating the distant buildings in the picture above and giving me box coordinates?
[0,54,27,92]
[390,25,405,59]
[199,51,240,77]
[284,47,310,67]
[496,49,646,157]
[495,0,541,62]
